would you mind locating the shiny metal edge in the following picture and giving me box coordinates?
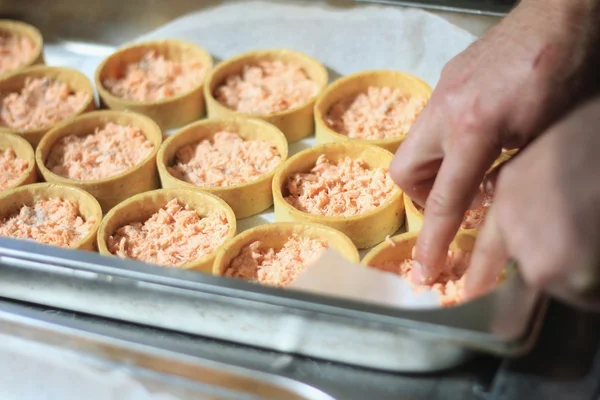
[0,302,335,400]
[353,0,509,16]
[0,238,545,372]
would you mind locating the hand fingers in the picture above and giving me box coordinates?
[414,138,499,283]
[464,209,509,300]
[389,102,444,207]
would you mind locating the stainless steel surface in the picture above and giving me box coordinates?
[0,301,335,400]
[0,238,545,372]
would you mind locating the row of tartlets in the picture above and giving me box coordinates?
[0,19,507,307]
[0,109,493,307]
[0,19,431,149]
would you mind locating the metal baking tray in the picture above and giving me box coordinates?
[0,238,545,372]
[0,0,543,373]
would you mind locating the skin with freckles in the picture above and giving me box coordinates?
[389,0,600,294]
[465,97,600,309]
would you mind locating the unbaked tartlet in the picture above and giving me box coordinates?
[362,230,479,307]
[0,182,102,251]
[204,49,328,142]
[0,132,37,191]
[214,222,359,287]
[158,117,288,219]
[36,110,163,213]
[0,20,44,78]
[315,70,432,153]
[97,188,236,273]
[272,142,404,249]
[96,39,213,130]
[0,66,95,146]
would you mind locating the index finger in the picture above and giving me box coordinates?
[414,136,499,283]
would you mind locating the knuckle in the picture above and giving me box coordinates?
[388,157,413,190]
[425,189,458,218]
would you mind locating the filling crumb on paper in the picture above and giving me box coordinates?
[103,51,205,102]
[215,60,320,114]
[0,31,36,76]
[326,86,426,140]
[168,131,281,187]
[0,197,95,248]
[284,155,396,217]
[46,123,155,181]
[374,247,471,307]
[108,198,230,267]
[0,147,28,190]
[0,77,89,131]
[225,235,327,287]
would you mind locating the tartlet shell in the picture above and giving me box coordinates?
[213,222,360,277]
[157,117,288,219]
[272,142,404,249]
[362,230,477,268]
[204,49,328,142]
[314,70,432,153]
[0,182,102,251]
[95,39,213,130]
[0,19,45,78]
[0,66,96,147]
[97,188,237,273]
[36,110,163,213]
[0,132,37,190]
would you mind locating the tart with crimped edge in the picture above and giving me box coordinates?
[97,188,236,273]
[36,110,163,213]
[404,150,516,233]
[95,39,213,130]
[0,20,44,78]
[272,142,404,249]
[0,182,102,251]
[213,221,360,287]
[314,70,432,153]
[204,49,328,142]
[0,132,37,191]
[362,230,482,307]
[0,66,95,147]
[157,117,288,219]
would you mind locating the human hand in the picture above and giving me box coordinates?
[389,0,600,283]
[464,96,600,309]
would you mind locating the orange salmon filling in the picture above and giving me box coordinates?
[417,191,493,230]
[215,60,320,114]
[0,32,36,76]
[107,199,230,267]
[0,198,96,248]
[46,123,155,181]
[225,236,327,287]
[103,51,205,102]
[0,148,28,190]
[326,86,426,140]
[0,77,89,131]
[374,248,471,307]
[168,131,281,187]
[285,155,396,217]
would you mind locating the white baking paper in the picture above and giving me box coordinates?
[289,249,441,307]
